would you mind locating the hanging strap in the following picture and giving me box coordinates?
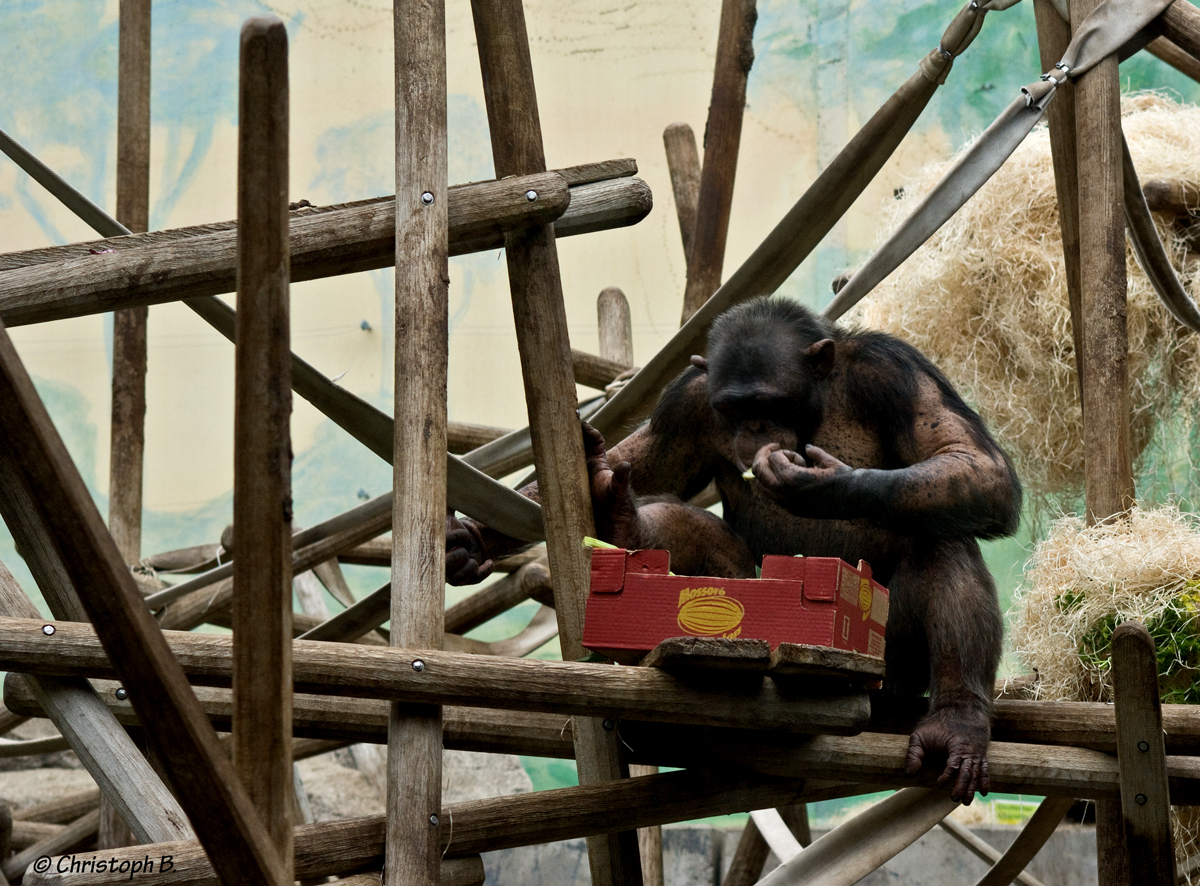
[1122,133,1200,332]
[822,0,1175,322]
[588,0,1010,440]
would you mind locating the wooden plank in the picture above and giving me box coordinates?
[973,797,1074,886]
[23,770,850,886]
[469,0,642,882]
[1111,622,1175,885]
[641,637,772,673]
[12,791,101,826]
[1146,36,1200,83]
[12,820,67,851]
[768,642,886,681]
[389,0,450,882]
[1140,176,1200,214]
[662,124,702,259]
[598,287,634,368]
[327,857,484,886]
[0,172,648,328]
[1034,0,1086,400]
[0,617,871,733]
[629,764,664,886]
[0,343,284,881]
[1158,1,1200,61]
[233,17,294,878]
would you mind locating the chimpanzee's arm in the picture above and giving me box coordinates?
[755,371,1021,538]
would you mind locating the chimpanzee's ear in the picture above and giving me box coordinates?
[804,339,836,380]
[690,355,708,371]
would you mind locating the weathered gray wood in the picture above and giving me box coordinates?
[662,124,702,259]
[0,172,656,327]
[972,797,1074,886]
[573,348,632,390]
[1158,1,1200,62]
[1146,36,1200,82]
[10,791,100,826]
[447,422,509,454]
[1034,0,1086,401]
[3,810,99,882]
[749,808,803,864]
[233,18,294,876]
[23,769,839,886]
[680,0,758,323]
[12,820,66,851]
[597,287,634,368]
[0,325,284,881]
[1073,0,1133,524]
[390,0,450,882]
[0,560,192,846]
[1111,622,1175,885]
[0,617,871,734]
[1140,176,1200,214]
[327,858,485,886]
[769,642,886,681]
[641,637,772,672]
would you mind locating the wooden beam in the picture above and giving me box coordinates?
[23,769,850,886]
[1158,1,1200,61]
[0,335,285,881]
[3,810,100,882]
[233,17,294,878]
[572,348,632,390]
[1034,0,1086,400]
[1146,36,1200,84]
[939,816,1048,886]
[680,0,758,323]
[721,818,771,886]
[0,617,870,734]
[972,797,1074,886]
[662,124,702,260]
[597,287,634,368]
[0,172,653,327]
[389,0,449,880]
[446,422,508,454]
[443,560,549,634]
[1112,622,1175,884]
[108,0,151,571]
[469,0,642,882]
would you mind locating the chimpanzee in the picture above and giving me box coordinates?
[448,296,1021,804]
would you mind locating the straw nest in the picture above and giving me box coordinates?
[1011,503,1200,872]
[849,92,1200,506]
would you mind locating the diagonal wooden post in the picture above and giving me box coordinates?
[680,0,758,323]
[1112,622,1176,885]
[0,328,286,885]
[386,0,449,883]
[469,1,642,882]
[232,16,294,880]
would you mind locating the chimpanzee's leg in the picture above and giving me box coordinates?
[886,536,1001,804]
[629,496,756,578]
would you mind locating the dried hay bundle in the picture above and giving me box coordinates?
[849,92,1200,504]
[1012,503,1200,874]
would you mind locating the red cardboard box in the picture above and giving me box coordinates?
[582,547,889,663]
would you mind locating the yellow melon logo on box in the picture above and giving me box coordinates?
[677,587,745,636]
[859,578,873,621]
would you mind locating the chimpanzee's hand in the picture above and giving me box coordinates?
[446,512,493,586]
[905,704,991,805]
[582,421,640,548]
[751,443,853,513]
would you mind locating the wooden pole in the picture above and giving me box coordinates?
[1112,622,1175,884]
[388,0,449,882]
[1033,0,1086,399]
[105,0,153,854]
[233,16,293,879]
[972,797,1074,886]
[469,1,642,883]
[662,123,702,260]
[597,287,634,369]
[1072,0,1134,525]
[680,0,758,323]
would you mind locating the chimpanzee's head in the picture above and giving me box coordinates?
[699,297,836,469]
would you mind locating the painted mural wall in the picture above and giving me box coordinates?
[0,0,1196,609]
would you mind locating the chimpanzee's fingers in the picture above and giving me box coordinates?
[803,444,844,469]
[446,528,473,550]
[904,735,926,776]
[979,759,990,795]
[581,421,607,460]
[612,460,632,490]
[950,757,976,804]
